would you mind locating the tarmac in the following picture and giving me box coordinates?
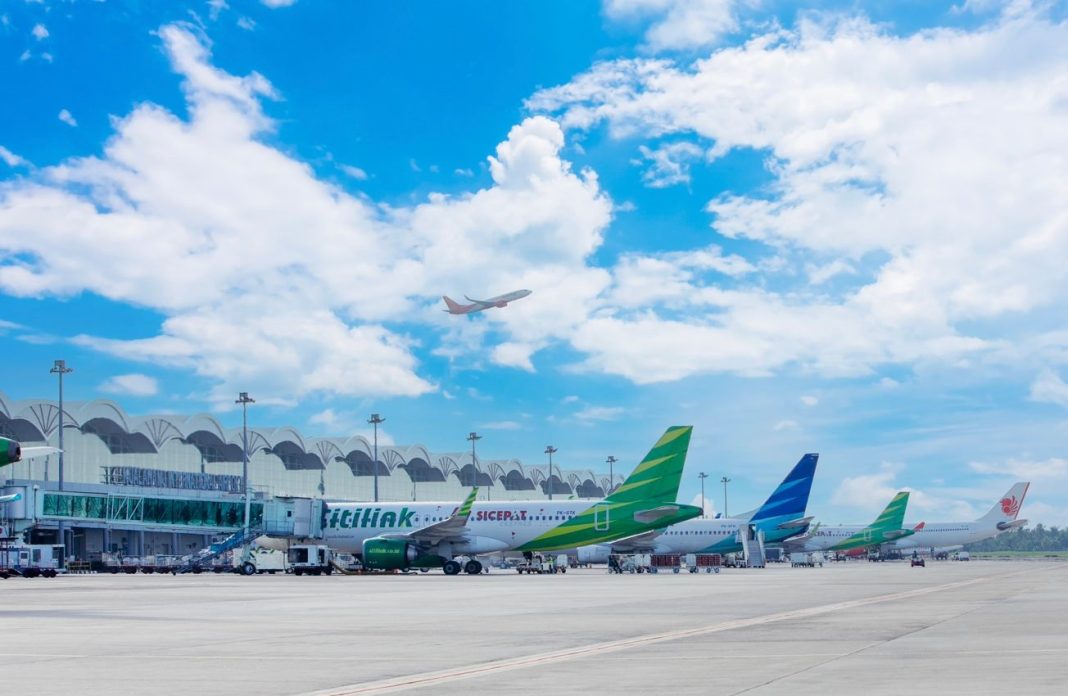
[2,560,1066,695]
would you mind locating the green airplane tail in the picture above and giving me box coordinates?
[870,491,910,531]
[605,426,693,505]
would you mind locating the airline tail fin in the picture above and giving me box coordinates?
[979,482,1030,522]
[870,491,910,532]
[605,426,692,505]
[751,453,819,523]
[442,296,465,313]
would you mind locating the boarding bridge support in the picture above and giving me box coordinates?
[739,524,767,568]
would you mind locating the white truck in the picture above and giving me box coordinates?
[0,543,65,578]
[234,546,287,575]
[287,544,334,575]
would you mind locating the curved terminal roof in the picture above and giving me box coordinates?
[0,392,618,498]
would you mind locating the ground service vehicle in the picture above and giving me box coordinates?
[236,547,286,575]
[288,544,334,575]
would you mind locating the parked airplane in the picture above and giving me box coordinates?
[299,426,701,575]
[1,436,58,469]
[785,491,919,554]
[0,491,21,504]
[883,482,1029,556]
[574,453,819,562]
[442,289,532,315]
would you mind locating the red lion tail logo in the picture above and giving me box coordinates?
[1000,496,1020,517]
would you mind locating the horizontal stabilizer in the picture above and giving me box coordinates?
[882,528,914,540]
[633,505,682,524]
[997,518,1028,531]
[20,446,60,460]
[777,516,814,530]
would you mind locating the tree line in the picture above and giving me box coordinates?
[966,525,1068,552]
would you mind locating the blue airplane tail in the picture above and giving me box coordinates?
[750,453,818,523]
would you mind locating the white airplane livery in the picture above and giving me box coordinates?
[442,289,532,315]
[282,426,702,575]
[884,482,1029,555]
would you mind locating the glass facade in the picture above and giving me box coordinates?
[42,492,262,529]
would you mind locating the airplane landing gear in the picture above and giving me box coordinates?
[464,559,483,575]
[443,560,462,576]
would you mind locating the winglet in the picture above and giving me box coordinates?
[455,487,479,522]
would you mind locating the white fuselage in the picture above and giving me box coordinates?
[886,521,1000,551]
[790,525,870,553]
[321,500,585,555]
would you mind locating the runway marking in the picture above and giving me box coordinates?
[298,575,996,695]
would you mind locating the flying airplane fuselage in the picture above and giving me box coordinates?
[442,289,532,315]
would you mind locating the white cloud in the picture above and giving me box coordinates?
[636,141,703,187]
[339,164,368,180]
[99,373,159,397]
[261,0,297,7]
[800,394,818,406]
[1029,369,1068,408]
[236,17,256,32]
[690,492,717,517]
[0,24,613,407]
[208,0,229,21]
[574,405,625,421]
[309,408,338,427]
[0,319,23,332]
[0,146,26,168]
[528,9,1068,384]
[57,109,77,127]
[969,457,1068,480]
[31,23,48,41]
[454,168,474,177]
[604,0,739,51]
[772,419,798,431]
[19,50,31,62]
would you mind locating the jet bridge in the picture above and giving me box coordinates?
[260,497,326,540]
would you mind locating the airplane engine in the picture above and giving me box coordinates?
[495,301,507,307]
[1,437,21,468]
[362,538,418,570]
[576,545,610,564]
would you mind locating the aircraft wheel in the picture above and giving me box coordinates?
[241,562,256,576]
[464,560,482,575]
[443,560,462,576]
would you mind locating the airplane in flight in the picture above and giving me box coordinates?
[442,289,532,315]
[881,482,1029,556]
[1,436,58,469]
[573,453,819,562]
[277,426,702,575]
[785,491,920,555]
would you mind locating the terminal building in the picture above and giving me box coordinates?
[0,392,620,564]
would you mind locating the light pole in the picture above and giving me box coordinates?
[467,432,482,500]
[698,472,709,518]
[50,359,72,556]
[235,392,255,534]
[544,445,557,501]
[606,455,617,495]
[721,476,731,517]
[368,413,384,502]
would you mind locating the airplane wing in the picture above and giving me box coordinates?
[462,295,497,308]
[378,488,479,545]
[0,492,21,504]
[608,529,664,553]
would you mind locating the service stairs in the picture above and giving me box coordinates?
[175,526,263,574]
[739,527,767,568]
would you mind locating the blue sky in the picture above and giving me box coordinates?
[3,1,1068,525]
